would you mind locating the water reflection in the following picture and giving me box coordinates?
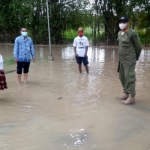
[62,47,74,59]
[69,129,87,147]
[39,48,44,58]
[140,49,150,62]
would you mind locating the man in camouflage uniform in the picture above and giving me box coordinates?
[118,16,142,105]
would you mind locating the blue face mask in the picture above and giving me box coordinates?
[21,32,28,37]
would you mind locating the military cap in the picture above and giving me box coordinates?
[119,16,129,22]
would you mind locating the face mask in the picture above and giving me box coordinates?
[119,23,127,30]
[21,32,28,37]
[78,31,83,37]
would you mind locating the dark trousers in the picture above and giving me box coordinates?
[17,62,30,74]
[76,56,88,66]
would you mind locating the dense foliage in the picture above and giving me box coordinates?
[0,0,149,45]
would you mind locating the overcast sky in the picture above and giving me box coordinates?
[90,0,94,3]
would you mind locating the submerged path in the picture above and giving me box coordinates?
[0,45,150,150]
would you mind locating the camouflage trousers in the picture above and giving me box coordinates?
[119,62,136,96]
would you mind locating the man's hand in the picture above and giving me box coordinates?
[75,53,78,57]
[32,58,35,62]
[84,53,87,57]
[14,59,18,63]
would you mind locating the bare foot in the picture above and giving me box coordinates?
[24,80,27,83]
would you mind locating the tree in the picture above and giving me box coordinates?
[0,0,149,45]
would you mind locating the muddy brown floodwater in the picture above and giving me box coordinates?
[0,44,150,150]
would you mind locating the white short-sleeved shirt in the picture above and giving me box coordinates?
[0,54,4,70]
[73,36,89,57]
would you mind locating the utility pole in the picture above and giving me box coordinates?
[46,0,54,60]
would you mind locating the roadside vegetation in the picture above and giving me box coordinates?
[0,0,149,46]
[4,57,15,66]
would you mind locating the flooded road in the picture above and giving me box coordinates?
[0,44,150,150]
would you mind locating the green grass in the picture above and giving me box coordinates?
[63,27,106,44]
[64,28,93,43]
[4,57,15,66]
[64,30,77,43]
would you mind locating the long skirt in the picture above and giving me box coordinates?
[0,70,7,90]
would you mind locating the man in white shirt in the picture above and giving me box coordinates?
[73,28,89,73]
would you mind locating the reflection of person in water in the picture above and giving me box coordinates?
[0,54,7,90]
[73,28,89,73]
